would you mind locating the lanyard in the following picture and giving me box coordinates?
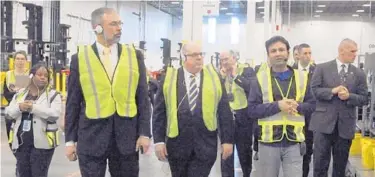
[273,77,293,99]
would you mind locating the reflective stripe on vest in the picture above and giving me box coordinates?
[78,44,139,119]
[256,67,308,143]
[163,65,222,138]
[226,64,248,110]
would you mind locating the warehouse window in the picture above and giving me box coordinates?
[231,17,240,44]
[208,17,216,44]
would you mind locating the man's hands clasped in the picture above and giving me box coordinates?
[278,99,299,115]
[332,85,349,101]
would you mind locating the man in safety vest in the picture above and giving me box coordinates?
[247,36,315,177]
[153,41,234,177]
[64,7,151,177]
[219,50,255,177]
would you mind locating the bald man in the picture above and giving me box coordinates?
[310,39,368,177]
[153,42,234,177]
[219,50,255,177]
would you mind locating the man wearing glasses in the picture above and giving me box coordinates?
[153,42,234,177]
[219,50,255,177]
[65,7,151,177]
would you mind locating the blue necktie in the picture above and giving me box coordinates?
[189,75,198,112]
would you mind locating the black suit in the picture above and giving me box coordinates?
[310,59,368,177]
[221,67,255,177]
[292,63,316,177]
[65,43,151,177]
[153,67,234,177]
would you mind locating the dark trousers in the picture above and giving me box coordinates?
[313,127,352,177]
[169,150,216,177]
[15,145,54,177]
[303,122,314,177]
[78,138,139,177]
[6,119,13,148]
[221,120,253,177]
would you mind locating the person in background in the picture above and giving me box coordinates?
[3,50,30,141]
[5,63,62,177]
[292,45,300,67]
[248,36,315,177]
[153,41,234,177]
[291,43,316,177]
[219,50,255,177]
[310,39,368,177]
[64,7,151,177]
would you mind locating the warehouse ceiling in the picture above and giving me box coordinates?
[147,0,374,19]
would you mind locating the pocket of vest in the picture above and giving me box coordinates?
[46,123,59,148]
[286,125,304,142]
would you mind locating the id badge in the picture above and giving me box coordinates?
[22,120,31,132]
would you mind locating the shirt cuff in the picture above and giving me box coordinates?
[155,142,165,145]
[65,141,76,146]
[140,136,150,139]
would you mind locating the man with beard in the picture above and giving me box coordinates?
[64,7,151,177]
[247,36,315,177]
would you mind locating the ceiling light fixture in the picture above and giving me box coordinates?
[356,9,365,12]
[260,11,264,14]
[258,6,265,9]
[317,5,326,7]
[352,14,360,17]
[226,12,234,16]
[171,1,179,4]
[362,4,371,7]
[314,15,320,17]
[220,7,228,10]
[315,10,323,13]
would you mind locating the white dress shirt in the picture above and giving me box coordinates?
[336,58,349,73]
[96,42,119,70]
[298,62,310,72]
[183,67,201,95]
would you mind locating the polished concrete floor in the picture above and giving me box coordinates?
[1,118,374,177]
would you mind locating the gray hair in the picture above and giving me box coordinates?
[91,7,116,27]
[229,50,240,60]
[14,50,27,59]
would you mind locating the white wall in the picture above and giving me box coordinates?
[198,15,375,66]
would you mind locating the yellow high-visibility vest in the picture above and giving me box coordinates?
[163,65,222,138]
[225,64,248,110]
[78,44,139,119]
[256,67,308,143]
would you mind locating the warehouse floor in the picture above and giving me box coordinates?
[1,118,374,177]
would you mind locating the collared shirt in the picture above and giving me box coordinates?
[96,42,118,70]
[298,62,310,72]
[336,58,349,73]
[183,67,201,94]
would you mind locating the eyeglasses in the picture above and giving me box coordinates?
[185,52,205,57]
[108,21,123,27]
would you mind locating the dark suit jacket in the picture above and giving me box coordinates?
[309,59,368,139]
[152,67,234,161]
[65,43,151,157]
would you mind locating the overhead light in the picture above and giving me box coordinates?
[315,10,323,13]
[258,6,265,9]
[260,11,264,14]
[255,0,263,2]
[171,1,179,4]
[226,12,234,16]
[262,15,265,19]
[314,15,320,17]
[363,4,371,7]
[352,14,360,17]
[220,7,228,10]
[317,5,326,7]
[356,9,365,12]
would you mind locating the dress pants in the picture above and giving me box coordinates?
[221,118,253,177]
[78,137,139,177]
[168,150,216,177]
[15,144,54,177]
[303,121,314,177]
[313,126,352,177]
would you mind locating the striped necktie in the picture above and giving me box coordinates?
[189,75,198,112]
